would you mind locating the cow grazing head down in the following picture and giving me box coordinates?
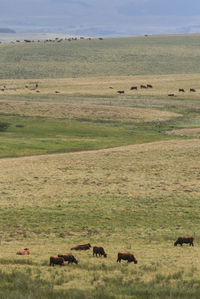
[58,254,78,264]
[93,246,107,258]
[174,237,194,247]
[117,252,137,264]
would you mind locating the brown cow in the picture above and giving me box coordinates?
[16,248,30,255]
[117,90,124,94]
[147,84,153,88]
[140,85,147,89]
[179,88,185,92]
[174,237,194,246]
[93,246,107,258]
[71,243,91,250]
[168,94,175,96]
[130,86,137,90]
[117,252,137,264]
[58,254,78,264]
[49,256,65,266]
[190,88,196,92]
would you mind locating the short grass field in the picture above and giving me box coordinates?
[0,34,200,298]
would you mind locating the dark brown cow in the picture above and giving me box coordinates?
[190,88,196,92]
[55,90,60,94]
[58,254,78,264]
[117,252,137,264]
[16,248,30,255]
[140,85,147,89]
[93,246,107,258]
[168,94,175,96]
[179,88,185,92]
[130,86,137,90]
[174,237,194,247]
[71,243,91,250]
[117,90,124,94]
[49,256,65,266]
[147,84,153,88]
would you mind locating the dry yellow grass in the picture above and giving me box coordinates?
[167,128,200,137]
[0,100,180,123]
[0,138,199,207]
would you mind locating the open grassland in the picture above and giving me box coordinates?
[1,34,200,79]
[0,35,200,298]
[0,139,200,298]
[1,74,200,158]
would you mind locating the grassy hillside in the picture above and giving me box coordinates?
[0,35,200,298]
[1,34,200,79]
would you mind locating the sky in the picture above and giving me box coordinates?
[1,0,200,36]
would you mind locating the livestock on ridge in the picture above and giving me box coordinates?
[117,252,137,264]
[174,236,194,246]
[93,246,107,257]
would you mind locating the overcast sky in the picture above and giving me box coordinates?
[1,0,200,36]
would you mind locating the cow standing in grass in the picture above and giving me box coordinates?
[93,246,107,257]
[49,256,65,266]
[58,254,78,264]
[117,252,137,264]
[174,237,194,246]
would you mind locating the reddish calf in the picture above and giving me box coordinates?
[71,243,91,250]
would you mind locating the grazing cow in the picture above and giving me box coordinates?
[16,248,30,255]
[36,90,40,93]
[55,90,60,94]
[179,88,185,92]
[140,85,147,89]
[58,254,78,264]
[130,86,137,90]
[71,243,91,250]
[50,256,65,266]
[190,88,196,92]
[35,83,38,88]
[168,94,175,97]
[109,86,113,89]
[117,252,137,264]
[174,237,194,247]
[117,90,124,94]
[93,246,107,258]
[147,84,153,88]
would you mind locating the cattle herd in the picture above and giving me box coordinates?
[114,84,197,96]
[15,236,194,267]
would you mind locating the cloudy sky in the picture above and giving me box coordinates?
[1,0,200,36]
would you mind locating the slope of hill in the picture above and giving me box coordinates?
[1,34,200,79]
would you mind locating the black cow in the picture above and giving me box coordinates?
[190,88,196,92]
[147,84,153,88]
[130,86,137,90]
[58,254,78,264]
[140,85,147,89]
[179,89,185,92]
[174,237,194,247]
[93,246,107,258]
[49,256,65,266]
[117,252,137,264]
[117,90,124,94]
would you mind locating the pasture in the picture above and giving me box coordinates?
[0,34,200,298]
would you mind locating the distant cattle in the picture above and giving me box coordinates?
[117,90,124,94]
[168,94,175,97]
[16,248,30,255]
[58,254,78,264]
[35,83,38,88]
[49,256,65,266]
[178,88,185,92]
[55,91,60,93]
[174,237,194,247]
[25,85,28,88]
[93,246,107,258]
[71,243,91,250]
[190,88,196,92]
[117,252,137,264]
[109,86,113,89]
[140,85,147,89]
[147,84,153,88]
[130,86,137,90]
